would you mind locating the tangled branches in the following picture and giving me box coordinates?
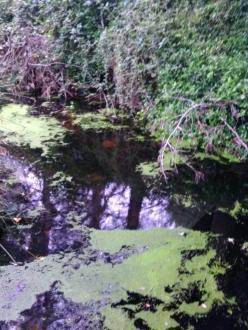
[158,98,248,182]
[0,26,71,98]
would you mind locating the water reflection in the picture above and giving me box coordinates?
[49,182,173,230]
[0,129,176,263]
[0,155,44,214]
[1,121,247,265]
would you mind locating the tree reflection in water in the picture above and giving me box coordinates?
[49,182,173,230]
[0,129,175,263]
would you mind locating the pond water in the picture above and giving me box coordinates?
[0,103,247,262]
[0,103,247,329]
[0,120,178,264]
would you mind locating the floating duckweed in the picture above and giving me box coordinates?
[0,104,67,156]
[73,112,126,131]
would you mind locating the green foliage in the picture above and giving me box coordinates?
[156,1,247,157]
[41,0,119,82]
[0,0,247,160]
[0,0,121,86]
[99,0,248,159]
[0,0,14,24]
[15,0,120,83]
[170,3,246,156]
[98,0,163,109]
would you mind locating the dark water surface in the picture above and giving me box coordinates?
[0,126,177,264]
[0,118,247,265]
[0,107,248,329]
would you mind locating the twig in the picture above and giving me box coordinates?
[221,117,248,153]
[159,102,208,181]
[158,98,247,182]
[0,243,17,265]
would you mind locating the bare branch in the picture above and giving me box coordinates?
[159,102,208,181]
[221,117,248,153]
[158,98,247,182]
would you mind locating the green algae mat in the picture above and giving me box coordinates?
[0,104,67,156]
[0,227,244,329]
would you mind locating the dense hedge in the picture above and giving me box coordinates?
[0,0,247,159]
[99,0,247,158]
